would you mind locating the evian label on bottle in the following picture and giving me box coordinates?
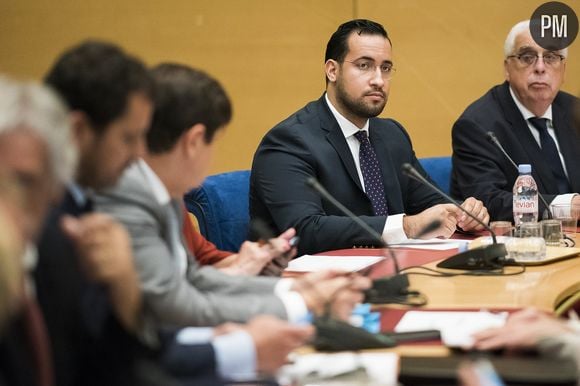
[513,197,537,213]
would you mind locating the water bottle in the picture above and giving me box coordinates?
[513,164,538,226]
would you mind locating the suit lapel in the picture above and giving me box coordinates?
[317,97,364,192]
[497,83,559,193]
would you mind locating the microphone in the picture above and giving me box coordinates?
[486,131,553,219]
[401,163,508,270]
[306,177,398,270]
[305,177,434,352]
[306,176,430,304]
[486,131,518,170]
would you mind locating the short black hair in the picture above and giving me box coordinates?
[147,63,232,154]
[45,40,153,134]
[325,19,391,63]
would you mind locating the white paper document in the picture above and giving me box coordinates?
[390,238,470,250]
[286,255,384,272]
[279,352,399,385]
[395,310,508,347]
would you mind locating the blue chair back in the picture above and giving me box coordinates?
[183,170,250,252]
[418,156,452,195]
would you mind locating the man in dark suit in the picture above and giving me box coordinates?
[250,19,489,256]
[34,41,164,386]
[451,20,580,221]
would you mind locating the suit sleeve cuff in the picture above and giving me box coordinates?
[275,279,310,323]
[213,330,257,380]
[382,214,408,243]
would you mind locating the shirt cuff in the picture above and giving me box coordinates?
[213,330,257,380]
[382,214,408,243]
[175,327,214,344]
[550,194,578,211]
[274,279,309,323]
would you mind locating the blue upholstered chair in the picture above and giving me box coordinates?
[185,159,451,252]
[418,156,452,195]
[183,170,251,252]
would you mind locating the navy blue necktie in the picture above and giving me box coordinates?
[528,117,570,194]
[354,130,388,216]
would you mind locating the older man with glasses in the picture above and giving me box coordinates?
[451,19,580,222]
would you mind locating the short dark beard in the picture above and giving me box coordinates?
[335,78,386,119]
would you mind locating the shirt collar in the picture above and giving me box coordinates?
[325,93,370,139]
[509,86,552,121]
[136,158,171,206]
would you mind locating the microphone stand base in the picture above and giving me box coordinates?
[436,244,508,270]
[364,274,410,303]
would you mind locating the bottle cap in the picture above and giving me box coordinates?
[518,164,531,174]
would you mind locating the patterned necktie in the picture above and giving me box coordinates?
[354,130,388,216]
[528,117,570,193]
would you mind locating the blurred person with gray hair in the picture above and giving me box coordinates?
[0,75,76,386]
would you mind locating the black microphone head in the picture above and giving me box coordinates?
[415,220,442,239]
[305,177,318,189]
[249,218,275,240]
[486,131,499,144]
[401,163,414,176]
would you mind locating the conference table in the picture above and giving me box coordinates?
[316,231,580,356]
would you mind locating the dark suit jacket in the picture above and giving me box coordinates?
[451,82,580,221]
[34,189,221,386]
[250,95,444,255]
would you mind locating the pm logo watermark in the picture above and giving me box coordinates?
[530,1,578,50]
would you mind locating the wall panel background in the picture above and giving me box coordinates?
[0,0,578,173]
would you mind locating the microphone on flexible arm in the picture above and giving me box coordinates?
[401,163,508,270]
[305,176,433,303]
[303,177,448,351]
[486,131,553,219]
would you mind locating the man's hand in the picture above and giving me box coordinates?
[61,213,141,330]
[458,197,489,231]
[260,228,297,276]
[472,308,573,352]
[403,204,459,239]
[572,195,580,208]
[61,213,135,283]
[244,315,314,375]
[221,228,297,276]
[221,241,275,276]
[291,270,371,320]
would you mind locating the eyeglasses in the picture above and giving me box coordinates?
[343,59,396,79]
[506,52,565,67]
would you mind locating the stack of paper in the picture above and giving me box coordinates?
[287,255,384,272]
[395,310,508,347]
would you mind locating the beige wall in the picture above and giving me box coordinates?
[1,0,578,174]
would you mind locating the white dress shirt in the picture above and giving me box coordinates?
[324,94,408,243]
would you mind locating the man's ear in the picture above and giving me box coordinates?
[182,123,207,157]
[325,59,339,83]
[70,111,95,150]
[504,60,511,82]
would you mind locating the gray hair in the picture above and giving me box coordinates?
[504,20,568,58]
[0,76,77,184]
